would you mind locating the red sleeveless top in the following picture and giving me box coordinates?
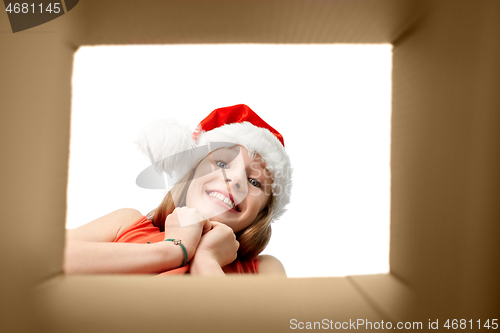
[114,216,259,275]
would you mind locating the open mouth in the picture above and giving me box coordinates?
[206,190,240,212]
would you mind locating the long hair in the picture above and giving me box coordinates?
[147,169,274,261]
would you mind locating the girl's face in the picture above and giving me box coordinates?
[185,146,272,233]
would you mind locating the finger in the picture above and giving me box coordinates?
[210,221,232,230]
[201,219,213,235]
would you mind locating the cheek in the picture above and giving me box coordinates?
[185,177,205,204]
[195,161,214,177]
[192,163,224,187]
[246,191,270,219]
[190,169,216,189]
[185,171,223,208]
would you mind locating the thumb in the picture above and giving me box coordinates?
[201,219,213,235]
[208,221,227,230]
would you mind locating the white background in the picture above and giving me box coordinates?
[67,44,392,277]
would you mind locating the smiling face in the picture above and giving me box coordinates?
[185,145,273,233]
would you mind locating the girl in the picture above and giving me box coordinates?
[64,104,292,276]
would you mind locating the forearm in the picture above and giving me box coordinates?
[189,255,225,276]
[64,240,184,274]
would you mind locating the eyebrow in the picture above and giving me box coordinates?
[250,157,267,170]
[247,162,268,177]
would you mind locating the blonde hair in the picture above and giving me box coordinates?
[147,168,275,261]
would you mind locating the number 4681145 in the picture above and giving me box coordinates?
[5,3,61,14]
[444,319,498,330]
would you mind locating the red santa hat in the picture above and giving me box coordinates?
[136,104,292,221]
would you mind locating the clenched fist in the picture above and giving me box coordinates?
[191,221,240,268]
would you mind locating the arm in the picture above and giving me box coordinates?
[258,255,287,276]
[65,239,184,274]
[64,208,184,274]
[66,208,143,243]
[189,255,226,276]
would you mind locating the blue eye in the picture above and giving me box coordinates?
[215,160,228,169]
[249,178,261,188]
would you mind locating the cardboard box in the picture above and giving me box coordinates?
[1,0,499,331]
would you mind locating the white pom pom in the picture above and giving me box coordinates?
[134,119,195,176]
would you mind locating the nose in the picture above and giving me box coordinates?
[225,178,241,190]
[223,165,247,194]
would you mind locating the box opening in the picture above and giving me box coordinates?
[67,44,392,277]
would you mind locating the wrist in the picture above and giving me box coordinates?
[164,239,188,266]
[153,241,185,270]
[190,253,225,276]
[163,235,197,262]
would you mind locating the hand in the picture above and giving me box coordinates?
[191,222,239,268]
[163,207,212,262]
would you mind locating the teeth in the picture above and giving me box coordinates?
[208,191,235,210]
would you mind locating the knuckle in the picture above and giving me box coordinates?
[220,223,231,231]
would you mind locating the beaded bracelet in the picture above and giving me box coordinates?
[147,239,188,267]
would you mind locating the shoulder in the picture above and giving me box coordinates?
[111,208,144,224]
[113,208,144,232]
[258,255,287,276]
[67,208,144,242]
